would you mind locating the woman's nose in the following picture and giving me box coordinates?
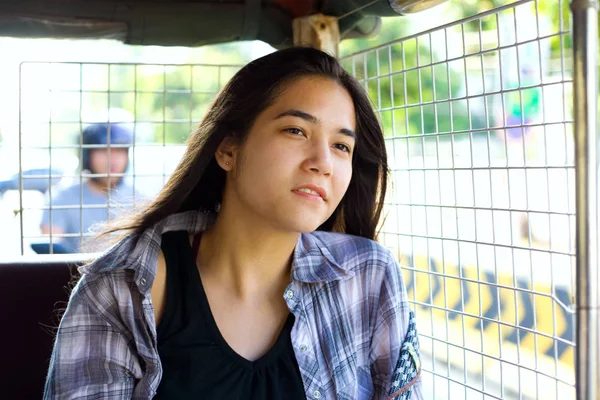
[303,139,333,176]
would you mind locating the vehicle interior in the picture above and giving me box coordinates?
[0,0,593,398]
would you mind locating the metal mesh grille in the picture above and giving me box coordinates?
[340,0,575,398]
[18,62,242,254]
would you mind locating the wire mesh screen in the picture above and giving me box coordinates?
[340,0,575,398]
[17,62,242,254]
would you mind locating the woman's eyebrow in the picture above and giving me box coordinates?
[338,128,356,139]
[275,109,318,124]
[275,109,356,139]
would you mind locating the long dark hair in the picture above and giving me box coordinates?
[104,46,388,241]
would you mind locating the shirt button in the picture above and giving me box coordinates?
[140,278,147,286]
[299,344,308,352]
[285,290,294,299]
[313,390,321,399]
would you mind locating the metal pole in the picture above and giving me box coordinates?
[18,64,24,256]
[572,0,599,399]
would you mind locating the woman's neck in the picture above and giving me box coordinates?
[198,202,300,301]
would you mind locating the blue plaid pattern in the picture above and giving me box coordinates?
[44,210,423,399]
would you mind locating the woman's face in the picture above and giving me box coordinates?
[221,75,356,234]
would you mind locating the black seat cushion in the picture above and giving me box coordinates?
[0,256,90,399]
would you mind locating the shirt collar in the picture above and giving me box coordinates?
[292,232,353,283]
[80,210,352,291]
[80,210,215,291]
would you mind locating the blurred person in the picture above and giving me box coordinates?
[44,47,422,400]
[40,122,142,252]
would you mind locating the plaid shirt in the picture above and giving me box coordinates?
[44,210,423,399]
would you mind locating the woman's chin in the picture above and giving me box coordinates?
[281,219,328,235]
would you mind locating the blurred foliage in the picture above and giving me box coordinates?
[83,43,246,145]
[337,0,571,146]
[339,43,476,141]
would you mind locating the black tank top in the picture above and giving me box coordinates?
[155,231,306,400]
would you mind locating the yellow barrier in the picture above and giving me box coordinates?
[396,252,575,398]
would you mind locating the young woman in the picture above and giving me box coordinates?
[44,47,423,400]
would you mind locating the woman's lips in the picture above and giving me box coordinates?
[292,184,327,200]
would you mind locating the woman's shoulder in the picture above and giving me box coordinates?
[302,232,408,328]
[68,234,169,329]
[300,231,398,283]
[78,230,158,291]
[308,230,395,265]
[81,210,212,277]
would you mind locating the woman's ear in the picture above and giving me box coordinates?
[215,137,238,171]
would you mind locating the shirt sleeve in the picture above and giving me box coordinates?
[370,253,424,400]
[43,274,139,399]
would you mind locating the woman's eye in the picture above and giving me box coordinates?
[334,143,352,153]
[284,127,304,135]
